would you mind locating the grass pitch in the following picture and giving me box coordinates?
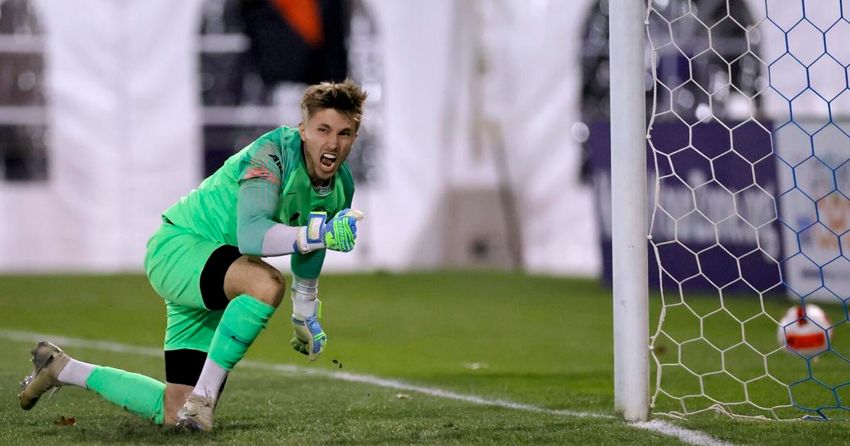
[0,272,848,445]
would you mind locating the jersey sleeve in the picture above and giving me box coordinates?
[236,140,287,255]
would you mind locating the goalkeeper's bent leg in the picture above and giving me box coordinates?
[177,295,275,431]
[86,366,166,424]
[174,256,282,431]
[207,295,276,371]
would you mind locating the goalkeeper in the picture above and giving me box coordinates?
[18,79,368,432]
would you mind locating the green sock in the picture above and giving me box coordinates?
[208,295,276,371]
[85,366,165,425]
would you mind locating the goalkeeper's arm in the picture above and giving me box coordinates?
[237,179,363,256]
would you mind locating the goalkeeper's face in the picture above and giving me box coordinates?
[299,108,358,184]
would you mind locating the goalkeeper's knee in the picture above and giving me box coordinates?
[225,259,286,308]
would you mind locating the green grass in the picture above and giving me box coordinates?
[651,289,850,421]
[0,272,848,445]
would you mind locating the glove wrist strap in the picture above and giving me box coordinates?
[293,213,328,253]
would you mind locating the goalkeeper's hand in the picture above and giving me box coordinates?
[290,302,327,361]
[295,209,364,253]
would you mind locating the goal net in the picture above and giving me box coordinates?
[646,0,850,420]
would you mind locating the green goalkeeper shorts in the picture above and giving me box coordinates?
[144,221,241,352]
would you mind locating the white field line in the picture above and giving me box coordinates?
[633,420,736,446]
[0,329,733,446]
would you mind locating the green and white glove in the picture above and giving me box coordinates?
[294,209,364,253]
[290,299,327,361]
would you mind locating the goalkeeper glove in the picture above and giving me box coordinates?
[290,300,327,361]
[294,208,364,253]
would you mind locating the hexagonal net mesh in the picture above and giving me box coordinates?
[646,0,850,420]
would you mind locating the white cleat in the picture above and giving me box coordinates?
[176,393,215,432]
[18,341,69,410]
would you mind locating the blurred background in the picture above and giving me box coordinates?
[0,0,602,276]
[1,0,846,301]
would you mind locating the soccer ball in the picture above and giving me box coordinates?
[777,304,832,357]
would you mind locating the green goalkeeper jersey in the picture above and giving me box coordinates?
[162,126,355,254]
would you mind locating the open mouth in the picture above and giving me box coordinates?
[320,153,337,169]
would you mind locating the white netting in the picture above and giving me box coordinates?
[646,0,850,420]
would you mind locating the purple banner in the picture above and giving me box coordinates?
[589,119,785,294]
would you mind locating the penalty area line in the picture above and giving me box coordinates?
[0,328,733,446]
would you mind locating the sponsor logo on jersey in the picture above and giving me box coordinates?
[269,154,283,172]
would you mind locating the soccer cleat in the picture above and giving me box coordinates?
[18,341,70,410]
[291,308,328,361]
[176,393,215,432]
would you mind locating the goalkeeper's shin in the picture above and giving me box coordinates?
[87,366,165,425]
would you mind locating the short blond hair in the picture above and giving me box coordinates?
[301,79,368,129]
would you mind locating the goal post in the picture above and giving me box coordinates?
[609,0,650,422]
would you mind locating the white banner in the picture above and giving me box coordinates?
[2,0,598,276]
[0,0,201,271]
[776,120,850,301]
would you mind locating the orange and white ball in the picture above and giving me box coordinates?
[777,304,833,357]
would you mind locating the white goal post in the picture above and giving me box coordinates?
[609,0,650,422]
